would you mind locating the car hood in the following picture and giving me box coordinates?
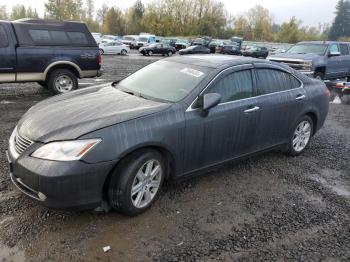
[17,84,170,142]
[268,53,320,60]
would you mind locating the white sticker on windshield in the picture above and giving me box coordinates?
[180,68,204,78]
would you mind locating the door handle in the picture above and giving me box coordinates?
[244,106,260,113]
[296,94,306,101]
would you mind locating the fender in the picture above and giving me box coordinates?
[43,61,83,79]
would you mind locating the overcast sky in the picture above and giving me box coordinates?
[5,0,339,27]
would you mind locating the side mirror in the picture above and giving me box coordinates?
[329,51,341,57]
[198,93,221,117]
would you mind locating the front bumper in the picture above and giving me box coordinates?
[7,148,117,210]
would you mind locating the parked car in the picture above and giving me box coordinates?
[136,34,156,48]
[122,35,138,49]
[91,32,102,44]
[268,41,350,80]
[7,55,329,215]
[139,43,176,56]
[175,39,191,50]
[179,45,210,55]
[101,35,121,43]
[0,19,102,94]
[221,45,242,56]
[99,41,130,55]
[192,37,211,46]
[162,38,177,47]
[242,46,269,59]
[231,36,243,50]
[208,39,225,53]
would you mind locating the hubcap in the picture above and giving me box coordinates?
[55,75,73,93]
[292,120,312,152]
[131,160,162,208]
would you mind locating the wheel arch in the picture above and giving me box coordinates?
[101,144,176,201]
[305,111,318,135]
[44,61,82,81]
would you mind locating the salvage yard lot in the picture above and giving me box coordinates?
[0,53,350,261]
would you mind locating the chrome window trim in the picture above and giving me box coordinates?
[186,64,304,112]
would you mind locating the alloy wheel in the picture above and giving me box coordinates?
[292,120,312,152]
[131,160,162,208]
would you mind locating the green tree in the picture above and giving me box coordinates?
[45,0,84,20]
[0,6,8,20]
[329,0,350,40]
[246,5,273,41]
[11,5,27,20]
[277,17,302,43]
[86,0,94,19]
[102,7,126,35]
[127,0,145,34]
[26,7,39,18]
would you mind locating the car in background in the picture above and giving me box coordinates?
[242,46,269,59]
[99,41,130,55]
[208,39,226,53]
[179,45,210,55]
[122,35,138,49]
[0,19,101,94]
[139,43,176,56]
[136,34,157,48]
[221,44,242,56]
[7,55,329,216]
[92,32,102,44]
[268,41,350,80]
[175,39,191,50]
[162,38,177,47]
[101,35,121,44]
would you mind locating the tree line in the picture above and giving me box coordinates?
[0,0,349,43]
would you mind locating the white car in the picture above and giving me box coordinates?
[99,42,130,55]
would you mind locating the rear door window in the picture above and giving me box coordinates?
[255,69,300,95]
[339,44,349,55]
[0,25,9,48]
[205,70,254,103]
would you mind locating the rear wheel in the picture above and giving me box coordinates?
[121,49,127,55]
[167,51,173,56]
[47,69,78,94]
[108,149,165,216]
[148,50,153,56]
[286,115,314,156]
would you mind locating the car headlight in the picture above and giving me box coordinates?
[31,139,101,161]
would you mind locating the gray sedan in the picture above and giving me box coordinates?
[7,55,329,216]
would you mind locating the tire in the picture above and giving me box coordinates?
[314,72,324,80]
[286,115,314,156]
[121,49,127,55]
[37,81,47,88]
[167,51,173,56]
[148,50,153,56]
[47,69,78,95]
[108,149,165,216]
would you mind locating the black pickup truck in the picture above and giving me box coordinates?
[0,19,102,94]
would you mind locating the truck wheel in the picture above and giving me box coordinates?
[37,81,47,88]
[47,69,78,95]
[314,72,324,80]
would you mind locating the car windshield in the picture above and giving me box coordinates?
[287,44,328,56]
[123,36,134,41]
[115,60,209,102]
[138,37,149,42]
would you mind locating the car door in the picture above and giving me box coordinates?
[338,43,350,78]
[0,24,16,82]
[183,65,260,174]
[253,65,307,150]
[327,43,343,78]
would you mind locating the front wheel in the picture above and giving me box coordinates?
[121,49,127,55]
[148,50,153,56]
[167,51,173,56]
[108,149,165,216]
[286,115,314,156]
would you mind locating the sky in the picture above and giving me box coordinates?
[4,0,339,27]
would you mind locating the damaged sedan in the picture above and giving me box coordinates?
[7,55,329,216]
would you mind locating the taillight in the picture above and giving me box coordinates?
[98,52,102,65]
[325,88,331,97]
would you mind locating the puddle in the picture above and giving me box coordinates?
[0,244,25,262]
[311,169,350,198]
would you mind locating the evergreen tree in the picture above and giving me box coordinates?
[329,0,350,40]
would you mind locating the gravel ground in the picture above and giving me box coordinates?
[0,52,350,261]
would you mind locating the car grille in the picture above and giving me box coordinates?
[268,59,306,70]
[14,132,33,154]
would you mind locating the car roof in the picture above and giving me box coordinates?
[166,55,268,69]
